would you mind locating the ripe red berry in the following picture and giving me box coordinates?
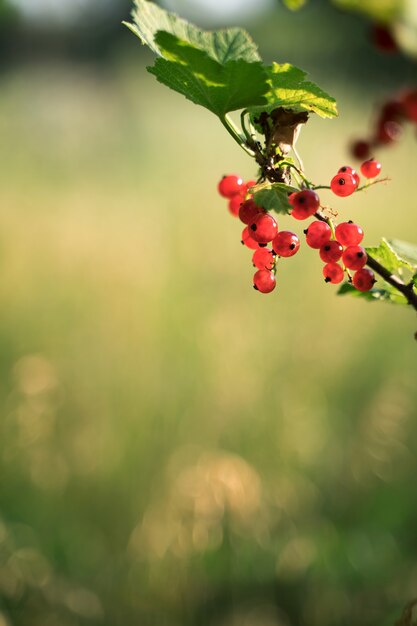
[253,270,276,293]
[305,220,332,249]
[323,262,344,284]
[249,213,278,243]
[342,245,367,270]
[338,166,360,187]
[252,248,275,270]
[360,159,381,178]
[381,100,406,122]
[241,227,260,250]
[245,180,257,193]
[335,221,364,246]
[239,198,264,225]
[218,175,244,198]
[402,90,417,123]
[351,140,371,160]
[272,231,300,257]
[228,195,242,217]
[290,189,320,220]
[330,173,357,197]
[319,240,343,263]
[353,268,375,291]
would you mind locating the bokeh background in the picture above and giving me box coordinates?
[0,1,417,625]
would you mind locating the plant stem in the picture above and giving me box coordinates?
[366,253,417,311]
[220,115,255,157]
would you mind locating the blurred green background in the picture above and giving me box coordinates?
[0,1,416,625]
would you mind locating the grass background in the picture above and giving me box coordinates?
[0,1,416,625]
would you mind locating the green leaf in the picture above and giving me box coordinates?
[248,62,338,119]
[338,282,408,305]
[253,183,298,214]
[147,32,268,117]
[281,0,308,10]
[124,0,261,63]
[366,238,415,274]
[387,239,417,269]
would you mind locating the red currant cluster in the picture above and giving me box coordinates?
[218,159,381,295]
[351,89,417,160]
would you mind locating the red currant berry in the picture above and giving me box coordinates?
[239,198,264,225]
[218,175,244,198]
[353,268,375,291]
[402,90,417,123]
[272,231,300,257]
[245,180,256,194]
[323,262,344,284]
[375,120,402,144]
[351,140,371,160]
[330,173,357,197]
[228,195,242,217]
[290,190,320,220]
[252,248,275,270]
[241,227,260,250]
[338,166,360,187]
[335,221,364,246]
[360,159,381,179]
[342,245,367,270]
[370,23,398,53]
[253,270,276,294]
[305,220,332,249]
[249,213,278,243]
[319,240,343,263]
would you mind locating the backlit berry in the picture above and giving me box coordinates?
[338,166,360,187]
[353,268,375,291]
[253,270,276,293]
[228,195,242,217]
[290,190,320,220]
[375,120,402,144]
[241,227,260,250]
[305,221,332,249]
[323,262,344,284]
[330,173,357,197]
[360,159,381,179]
[249,213,278,243]
[342,245,367,270]
[319,240,343,263]
[218,174,244,198]
[239,198,264,225]
[252,248,275,270]
[272,231,300,257]
[335,221,364,246]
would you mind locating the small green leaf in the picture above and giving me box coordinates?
[249,62,338,119]
[387,239,417,269]
[253,183,298,214]
[124,0,261,63]
[338,282,408,305]
[147,32,268,117]
[366,238,415,274]
[281,0,308,10]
